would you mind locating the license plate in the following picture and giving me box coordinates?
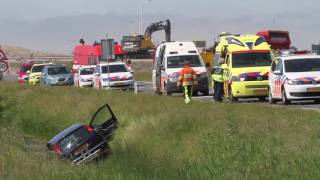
[307,87,320,92]
[253,89,268,95]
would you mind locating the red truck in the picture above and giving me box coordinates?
[256,30,291,50]
[73,41,125,74]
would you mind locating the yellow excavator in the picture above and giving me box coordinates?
[121,19,171,59]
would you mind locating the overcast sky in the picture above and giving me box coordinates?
[0,0,319,53]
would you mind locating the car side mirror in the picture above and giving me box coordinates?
[95,73,100,76]
[42,72,47,76]
[273,70,282,75]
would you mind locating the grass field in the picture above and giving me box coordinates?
[134,71,152,82]
[1,82,320,179]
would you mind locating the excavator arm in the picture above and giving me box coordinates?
[141,19,171,49]
[144,19,171,42]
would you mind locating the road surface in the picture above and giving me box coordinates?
[3,73,320,111]
[136,81,320,111]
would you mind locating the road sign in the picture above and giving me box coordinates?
[0,49,8,61]
[101,39,115,61]
[0,60,9,73]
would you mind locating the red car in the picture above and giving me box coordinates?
[17,63,33,83]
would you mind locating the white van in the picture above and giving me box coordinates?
[152,41,209,95]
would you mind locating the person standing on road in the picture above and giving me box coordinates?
[212,56,225,102]
[177,61,198,104]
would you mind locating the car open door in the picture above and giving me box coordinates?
[89,104,118,140]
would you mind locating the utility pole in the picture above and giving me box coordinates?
[139,0,152,34]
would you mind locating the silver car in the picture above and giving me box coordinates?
[40,64,73,86]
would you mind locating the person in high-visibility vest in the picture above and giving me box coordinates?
[177,62,198,104]
[212,57,225,102]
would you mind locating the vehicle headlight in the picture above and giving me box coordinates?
[127,76,134,80]
[231,76,245,82]
[287,79,300,85]
[47,76,55,80]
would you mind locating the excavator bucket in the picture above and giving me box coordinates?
[140,39,155,49]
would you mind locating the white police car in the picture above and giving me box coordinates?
[268,55,320,104]
[93,62,134,90]
[74,65,96,87]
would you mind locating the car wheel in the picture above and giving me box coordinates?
[281,87,290,105]
[192,90,198,96]
[163,84,171,96]
[154,87,162,95]
[268,88,277,104]
[202,89,209,96]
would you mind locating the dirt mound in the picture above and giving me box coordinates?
[1,45,65,59]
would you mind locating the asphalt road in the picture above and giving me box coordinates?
[3,73,320,111]
[136,81,320,111]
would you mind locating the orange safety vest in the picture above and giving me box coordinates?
[177,65,198,86]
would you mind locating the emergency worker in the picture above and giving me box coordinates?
[177,61,198,104]
[212,56,225,102]
[114,42,125,61]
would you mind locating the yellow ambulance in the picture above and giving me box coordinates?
[213,34,273,101]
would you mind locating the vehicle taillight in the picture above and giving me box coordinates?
[85,125,94,133]
[52,144,62,155]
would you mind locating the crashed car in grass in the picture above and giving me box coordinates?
[47,104,118,165]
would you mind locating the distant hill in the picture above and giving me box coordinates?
[1,45,66,59]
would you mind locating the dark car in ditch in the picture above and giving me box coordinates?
[47,104,118,164]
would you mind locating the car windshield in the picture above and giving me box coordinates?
[101,65,128,74]
[80,68,94,75]
[21,65,32,73]
[232,52,271,68]
[285,58,320,72]
[58,126,90,152]
[167,55,203,68]
[48,66,69,75]
[31,65,45,73]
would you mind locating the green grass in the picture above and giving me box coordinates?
[134,71,152,82]
[1,81,320,179]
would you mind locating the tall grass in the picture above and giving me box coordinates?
[1,81,320,179]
